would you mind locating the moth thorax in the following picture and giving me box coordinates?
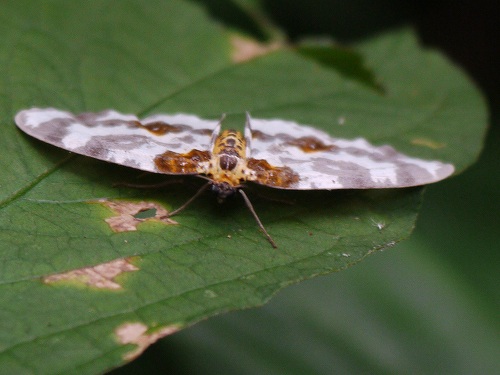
[213,130,246,167]
[219,153,238,170]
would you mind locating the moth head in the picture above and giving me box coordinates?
[211,182,237,203]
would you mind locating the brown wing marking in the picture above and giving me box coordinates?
[251,129,274,141]
[154,149,211,174]
[286,136,335,153]
[132,121,187,136]
[246,158,299,188]
[192,128,214,136]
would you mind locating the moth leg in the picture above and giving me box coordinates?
[239,189,278,249]
[165,182,211,217]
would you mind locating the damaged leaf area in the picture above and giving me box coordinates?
[43,258,139,290]
[95,199,177,232]
[231,35,283,62]
[115,322,180,360]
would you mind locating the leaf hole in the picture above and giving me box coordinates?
[133,208,157,219]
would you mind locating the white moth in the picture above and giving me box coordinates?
[15,108,454,247]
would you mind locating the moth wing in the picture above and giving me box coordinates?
[246,116,454,190]
[15,108,219,174]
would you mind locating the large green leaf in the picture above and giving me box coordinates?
[115,115,500,375]
[0,1,486,374]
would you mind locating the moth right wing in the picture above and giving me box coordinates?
[244,114,455,190]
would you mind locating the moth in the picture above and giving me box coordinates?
[15,108,454,247]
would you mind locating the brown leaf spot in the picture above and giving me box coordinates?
[410,138,446,149]
[231,35,282,63]
[43,258,139,290]
[115,322,180,360]
[96,199,177,232]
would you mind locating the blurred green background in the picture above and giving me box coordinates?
[111,0,499,374]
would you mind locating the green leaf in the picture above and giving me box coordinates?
[297,43,383,92]
[142,240,498,375]
[115,119,500,375]
[0,1,487,374]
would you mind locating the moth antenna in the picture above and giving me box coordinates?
[165,182,211,217]
[209,113,226,149]
[244,111,253,157]
[239,189,277,249]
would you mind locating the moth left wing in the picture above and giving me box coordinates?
[245,114,455,190]
[15,108,219,174]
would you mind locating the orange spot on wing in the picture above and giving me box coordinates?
[251,129,274,141]
[247,158,299,188]
[286,136,335,153]
[155,149,211,174]
[133,121,185,136]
